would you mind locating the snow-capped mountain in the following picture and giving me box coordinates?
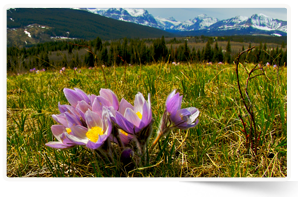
[79,8,287,35]
[81,8,160,28]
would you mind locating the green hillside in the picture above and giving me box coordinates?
[7,8,173,44]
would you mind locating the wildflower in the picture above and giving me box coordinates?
[164,90,199,130]
[42,68,45,72]
[45,125,79,149]
[109,92,152,135]
[150,90,199,151]
[108,92,153,152]
[36,70,40,74]
[74,67,77,71]
[66,109,112,150]
[273,64,277,69]
[63,88,91,107]
[60,70,63,74]
[102,65,105,68]
[89,67,92,69]
[120,148,135,171]
[62,67,66,71]
[266,62,270,67]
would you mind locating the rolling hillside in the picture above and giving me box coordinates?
[7,8,173,47]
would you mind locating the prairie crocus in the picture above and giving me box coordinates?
[150,90,199,151]
[108,92,153,153]
[165,90,199,129]
[74,67,77,71]
[63,88,91,107]
[62,67,66,71]
[109,92,152,135]
[45,125,78,149]
[66,109,112,150]
[273,64,277,69]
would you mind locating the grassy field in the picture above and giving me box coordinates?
[6,61,287,177]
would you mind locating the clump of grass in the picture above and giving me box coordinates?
[6,62,287,177]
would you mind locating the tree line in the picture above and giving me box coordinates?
[7,35,287,73]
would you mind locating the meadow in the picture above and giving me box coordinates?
[6,60,287,177]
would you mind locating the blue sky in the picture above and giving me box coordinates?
[145,8,287,21]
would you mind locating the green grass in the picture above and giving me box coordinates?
[6,62,287,177]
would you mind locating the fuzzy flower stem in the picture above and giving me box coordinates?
[149,132,163,152]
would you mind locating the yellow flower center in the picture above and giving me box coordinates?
[86,126,104,143]
[66,128,72,134]
[119,129,128,136]
[136,111,142,119]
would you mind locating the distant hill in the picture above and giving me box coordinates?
[7,8,173,47]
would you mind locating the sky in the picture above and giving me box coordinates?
[145,8,287,21]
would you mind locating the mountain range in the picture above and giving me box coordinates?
[7,8,287,48]
[81,8,287,36]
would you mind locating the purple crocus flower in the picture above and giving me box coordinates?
[74,67,77,71]
[62,67,66,71]
[66,109,112,150]
[45,125,78,149]
[108,92,152,135]
[273,64,277,69]
[63,88,91,107]
[165,90,199,129]
[150,90,200,151]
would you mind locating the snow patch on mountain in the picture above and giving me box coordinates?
[125,8,146,17]
[79,8,287,34]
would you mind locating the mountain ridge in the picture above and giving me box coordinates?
[82,8,287,35]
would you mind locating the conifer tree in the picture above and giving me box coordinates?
[94,37,103,52]
[204,40,213,62]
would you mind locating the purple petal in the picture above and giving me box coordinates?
[85,109,102,129]
[52,114,68,127]
[74,88,91,104]
[45,141,73,149]
[63,88,84,107]
[134,92,145,114]
[51,125,65,140]
[90,94,97,106]
[124,108,141,127]
[119,98,134,115]
[99,89,119,110]
[65,112,82,127]
[86,135,106,149]
[166,90,182,116]
[58,102,69,113]
[114,111,135,135]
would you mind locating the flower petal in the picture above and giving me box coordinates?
[45,141,73,149]
[134,92,145,114]
[74,88,91,104]
[51,125,66,141]
[124,108,141,127]
[99,89,119,110]
[119,98,134,115]
[63,88,84,107]
[85,109,102,129]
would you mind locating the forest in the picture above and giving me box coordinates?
[7,35,287,74]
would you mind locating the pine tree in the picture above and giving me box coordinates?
[94,37,103,53]
[204,40,213,62]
